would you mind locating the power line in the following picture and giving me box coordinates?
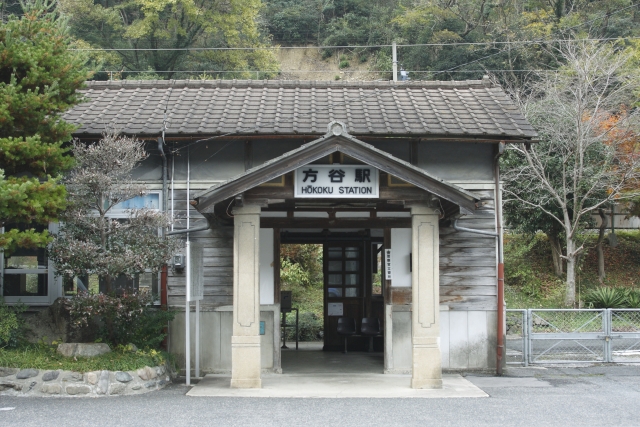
[113,3,640,157]
[72,36,640,52]
[100,69,564,74]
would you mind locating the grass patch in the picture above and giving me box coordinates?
[0,344,173,373]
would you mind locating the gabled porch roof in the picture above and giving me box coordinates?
[194,122,480,215]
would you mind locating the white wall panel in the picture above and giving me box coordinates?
[391,228,412,287]
[259,228,274,305]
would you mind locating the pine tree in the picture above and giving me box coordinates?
[0,0,90,253]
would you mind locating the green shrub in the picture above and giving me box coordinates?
[284,311,323,341]
[66,292,175,349]
[624,289,640,308]
[339,60,350,69]
[583,287,627,308]
[0,343,172,372]
[0,298,25,348]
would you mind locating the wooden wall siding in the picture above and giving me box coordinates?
[168,189,208,231]
[166,186,498,310]
[439,191,498,311]
[167,205,234,306]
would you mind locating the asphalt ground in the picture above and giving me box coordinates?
[1,365,640,427]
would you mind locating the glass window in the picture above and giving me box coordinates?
[328,261,342,271]
[3,273,48,297]
[345,288,358,297]
[345,247,358,258]
[328,248,342,259]
[3,224,49,298]
[345,274,359,285]
[64,275,100,296]
[111,194,160,210]
[328,274,342,285]
[328,288,342,298]
[345,261,358,272]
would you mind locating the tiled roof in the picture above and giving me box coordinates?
[64,79,537,139]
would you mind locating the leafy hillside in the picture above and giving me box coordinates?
[5,0,636,81]
[505,231,640,309]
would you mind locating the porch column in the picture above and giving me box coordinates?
[410,205,442,389]
[231,204,262,388]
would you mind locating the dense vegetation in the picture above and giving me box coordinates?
[263,0,640,82]
[505,231,640,308]
[5,1,640,81]
[280,244,324,341]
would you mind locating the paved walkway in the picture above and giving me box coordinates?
[188,342,487,398]
[3,364,640,426]
[187,373,487,398]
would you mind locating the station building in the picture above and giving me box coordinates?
[1,78,537,388]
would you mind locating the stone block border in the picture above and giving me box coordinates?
[0,364,173,397]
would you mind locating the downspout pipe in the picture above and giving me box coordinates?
[452,141,506,376]
[494,142,506,376]
[167,225,210,236]
[158,119,168,319]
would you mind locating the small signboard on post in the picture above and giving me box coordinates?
[187,241,203,302]
[385,249,392,281]
[294,165,379,198]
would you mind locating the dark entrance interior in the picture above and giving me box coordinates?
[280,231,384,353]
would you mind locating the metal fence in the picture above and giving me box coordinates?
[506,309,640,365]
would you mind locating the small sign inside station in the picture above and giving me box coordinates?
[328,303,344,316]
[294,165,379,198]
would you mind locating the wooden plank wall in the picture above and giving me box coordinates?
[440,188,497,311]
[166,188,499,311]
[167,189,234,307]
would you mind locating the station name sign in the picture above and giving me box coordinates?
[294,165,379,198]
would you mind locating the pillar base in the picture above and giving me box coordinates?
[230,378,262,389]
[230,335,262,389]
[411,338,442,389]
[411,378,443,389]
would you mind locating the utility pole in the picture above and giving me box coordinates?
[392,41,398,82]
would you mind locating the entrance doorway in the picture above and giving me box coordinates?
[279,232,385,368]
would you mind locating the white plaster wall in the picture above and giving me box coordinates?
[440,310,497,370]
[385,307,497,372]
[390,228,412,287]
[168,306,280,374]
[259,228,274,305]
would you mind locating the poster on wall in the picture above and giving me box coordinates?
[294,165,379,198]
[328,303,344,316]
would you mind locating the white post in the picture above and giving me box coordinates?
[230,204,262,388]
[185,147,191,385]
[185,240,191,386]
[410,205,442,389]
[392,41,398,83]
[195,299,200,378]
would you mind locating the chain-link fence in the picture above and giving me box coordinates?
[506,309,640,365]
[506,309,528,366]
[529,309,606,363]
[610,309,640,363]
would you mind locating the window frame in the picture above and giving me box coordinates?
[1,191,164,305]
[1,223,59,305]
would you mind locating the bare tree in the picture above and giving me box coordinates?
[50,131,179,294]
[503,41,640,306]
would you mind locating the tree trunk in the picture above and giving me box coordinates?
[596,208,607,284]
[565,239,576,307]
[548,233,564,277]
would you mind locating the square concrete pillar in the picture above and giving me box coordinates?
[410,205,442,389]
[231,205,262,388]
